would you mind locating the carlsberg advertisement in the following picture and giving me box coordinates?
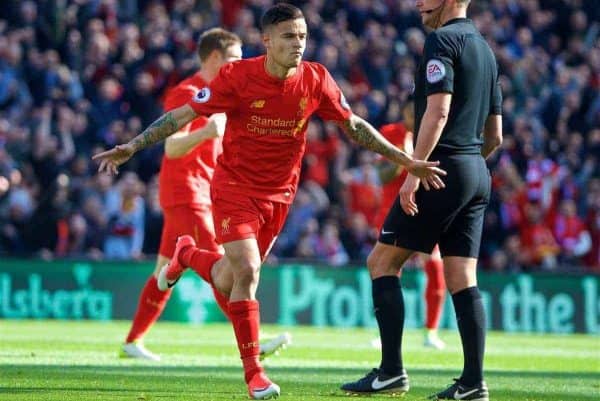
[0,260,598,334]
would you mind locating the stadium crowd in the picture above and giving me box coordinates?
[0,0,598,272]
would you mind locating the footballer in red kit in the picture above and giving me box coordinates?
[374,122,410,230]
[158,73,220,256]
[120,28,291,365]
[94,4,446,399]
[119,28,241,362]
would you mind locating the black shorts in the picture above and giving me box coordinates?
[379,152,491,258]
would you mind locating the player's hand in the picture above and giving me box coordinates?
[405,159,446,191]
[206,113,227,139]
[399,174,421,216]
[92,143,136,175]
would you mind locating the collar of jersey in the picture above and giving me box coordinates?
[442,17,472,27]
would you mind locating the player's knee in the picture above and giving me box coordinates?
[444,270,475,294]
[232,259,260,285]
[367,251,397,278]
[366,251,380,274]
[442,257,477,293]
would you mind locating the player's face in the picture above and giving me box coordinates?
[264,18,307,68]
[416,0,446,29]
[217,44,243,68]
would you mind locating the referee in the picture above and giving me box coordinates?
[341,1,502,400]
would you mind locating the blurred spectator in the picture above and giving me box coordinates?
[551,199,592,264]
[294,217,321,260]
[275,181,329,257]
[488,235,528,273]
[340,212,377,262]
[25,175,71,259]
[103,172,145,260]
[520,202,561,270]
[315,220,349,267]
[80,194,107,258]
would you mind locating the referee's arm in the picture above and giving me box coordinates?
[481,74,503,159]
[411,93,451,161]
[481,114,502,159]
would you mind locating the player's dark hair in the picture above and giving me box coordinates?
[261,3,304,31]
[197,28,241,62]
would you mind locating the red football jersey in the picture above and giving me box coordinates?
[379,122,410,212]
[159,73,222,208]
[373,122,410,229]
[186,55,352,204]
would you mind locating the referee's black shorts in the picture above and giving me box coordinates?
[379,151,491,258]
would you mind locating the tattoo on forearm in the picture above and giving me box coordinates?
[343,119,411,166]
[131,112,179,151]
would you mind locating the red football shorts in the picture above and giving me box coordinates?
[159,204,220,258]
[211,188,290,259]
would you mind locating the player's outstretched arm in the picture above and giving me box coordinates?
[92,104,198,174]
[339,115,446,189]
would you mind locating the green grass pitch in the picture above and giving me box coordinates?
[1,320,598,400]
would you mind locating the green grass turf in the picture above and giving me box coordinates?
[0,320,598,400]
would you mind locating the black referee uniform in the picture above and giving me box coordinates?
[380,17,502,258]
[341,15,500,401]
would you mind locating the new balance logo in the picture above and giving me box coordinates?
[250,100,266,108]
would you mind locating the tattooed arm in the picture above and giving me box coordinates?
[338,114,446,189]
[130,105,197,151]
[339,115,414,166]
[92,105,197,174]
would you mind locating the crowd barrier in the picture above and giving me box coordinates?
[1,260,598,334]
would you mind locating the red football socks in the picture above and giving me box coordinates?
[177,246,231,319]
[424,258,446,329]
[229,300,263,383]
[178,246,222,283]
[125,276,172,343]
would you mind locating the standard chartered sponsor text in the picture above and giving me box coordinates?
[247,115,304,136]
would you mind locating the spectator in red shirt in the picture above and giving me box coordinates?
[552,199,592,264]
[520,202,561,269]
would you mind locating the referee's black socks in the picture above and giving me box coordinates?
[372,276,404,375]
[452,286,486,386]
